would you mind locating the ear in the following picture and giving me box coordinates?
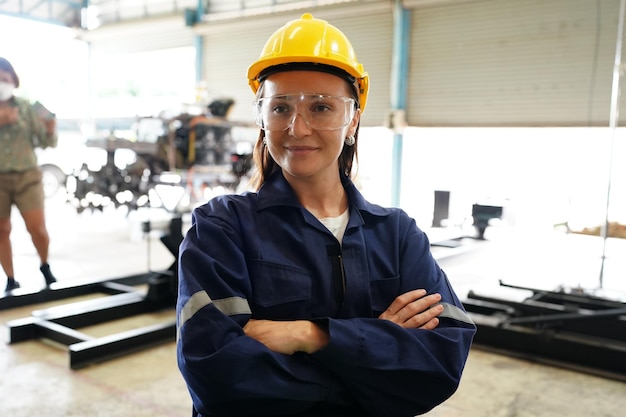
[347,108,361,137]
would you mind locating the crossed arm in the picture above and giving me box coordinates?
[244,289,443,355]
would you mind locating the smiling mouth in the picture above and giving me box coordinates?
[287,146,317,151]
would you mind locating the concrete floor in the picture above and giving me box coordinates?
[1,195,626,417]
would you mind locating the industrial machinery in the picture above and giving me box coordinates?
[471,203,503,239]
[65,99,254,214]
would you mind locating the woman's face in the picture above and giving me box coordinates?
[0,69,16,102]
[261,70,359,183]
[0,68,14,85]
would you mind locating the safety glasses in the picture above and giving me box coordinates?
[253,94,356,131]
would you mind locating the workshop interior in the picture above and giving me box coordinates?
[1,1,625,416]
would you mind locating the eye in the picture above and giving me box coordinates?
[272,103,291,114]
[265,98,292,116]
[311,102,333,113]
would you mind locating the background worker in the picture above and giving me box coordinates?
[0,57,58,292]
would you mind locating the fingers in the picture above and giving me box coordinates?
[382,290,441,319]
[401,293,442,319]
[379,290,444,329]
[419,317,440,330]
[403,302,444,329]
[384,289,428,315]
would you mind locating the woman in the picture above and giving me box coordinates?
[176,14,475,417]
[0,57,58,292]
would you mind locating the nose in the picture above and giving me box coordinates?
[287,112,313,136]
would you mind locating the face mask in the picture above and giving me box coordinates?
[0,82,15,101]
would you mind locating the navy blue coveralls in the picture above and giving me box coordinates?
[177,171,476,417]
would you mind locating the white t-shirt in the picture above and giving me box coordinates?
[318,209,349,243]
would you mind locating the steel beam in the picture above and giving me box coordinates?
[5,270,176,369]
[464,282,626,382]
[69,321,176,369]
[0,272,153,310]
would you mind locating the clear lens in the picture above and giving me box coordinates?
[253,94,356,131]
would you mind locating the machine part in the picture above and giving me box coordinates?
[471,204,503,240]
[464,280,626,382]
[65,151,154,214]
[65,107,253,214]
[40,163,67,198]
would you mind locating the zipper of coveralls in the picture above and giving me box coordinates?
[327,243,346,313]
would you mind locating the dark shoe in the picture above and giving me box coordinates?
[5,279,20,292]
[40,263,57,286]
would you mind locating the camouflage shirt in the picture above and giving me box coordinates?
[0,96,58,173]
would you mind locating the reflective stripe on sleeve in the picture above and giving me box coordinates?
[177,290,252,341]
[437,302,474,325]
[214,296,252,316]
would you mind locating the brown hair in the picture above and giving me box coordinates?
[0,57,20,87]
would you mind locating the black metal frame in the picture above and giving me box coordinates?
[6,271,176,369]
[464,280,626,382]
[4,216,183,369]
[0,273,152,311]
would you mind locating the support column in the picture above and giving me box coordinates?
[390,1,410,207]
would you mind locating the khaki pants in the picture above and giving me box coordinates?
[0,168,44,218]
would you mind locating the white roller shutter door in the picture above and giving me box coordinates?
[405,0,625,126]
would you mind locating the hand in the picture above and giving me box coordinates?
[244,319,329,355]
[0,107,18,126]
[43,118,56,136]
[379,289,443,330]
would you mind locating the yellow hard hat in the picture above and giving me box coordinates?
[247,13,370,112]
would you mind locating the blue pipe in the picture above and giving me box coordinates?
[194,0,204,83]
[390,1,410,207]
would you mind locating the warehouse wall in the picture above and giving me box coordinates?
[405,0,625,127]
[82,0,626,127]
